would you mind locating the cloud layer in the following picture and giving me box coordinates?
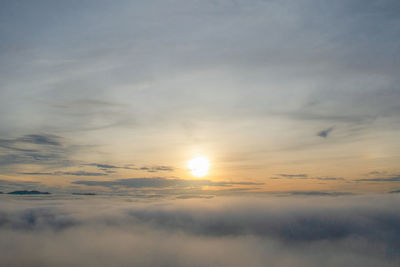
[0,195,399,266]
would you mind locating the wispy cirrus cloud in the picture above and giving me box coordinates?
[86,163,135,170]
[21,171,108,176]
[273,174,345,181]
[314,177,345,181]
[16,134,62,146]
[356,175,400,182]
[277,174,308,179]
[87,163,174,173]
[72,177,263,189]
[139,166,174,172]
[284,191,353,196]
[0,134,61,151]
[0,134,73,170]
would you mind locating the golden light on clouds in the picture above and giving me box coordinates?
[187,156,210,177]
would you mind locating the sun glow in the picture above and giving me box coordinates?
[187,156,210,177]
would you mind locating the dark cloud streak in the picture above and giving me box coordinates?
[21,171,108,177]
[356,176,400,182]
[72,177,263,189]
[317,127,334,138]
[277,174,308,178]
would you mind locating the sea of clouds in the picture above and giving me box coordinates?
[0,194,399,267]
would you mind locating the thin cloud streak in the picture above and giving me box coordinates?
[356,175,400,182]
[72,177,263,189]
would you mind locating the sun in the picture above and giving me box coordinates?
[187,156,210,177]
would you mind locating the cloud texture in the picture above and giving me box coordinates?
[0,195,399,266]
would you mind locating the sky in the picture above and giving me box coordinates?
[1,0,400,196]
[1,0,400,195]
[1,1,400,266]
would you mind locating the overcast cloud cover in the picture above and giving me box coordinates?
[0,195,400,267]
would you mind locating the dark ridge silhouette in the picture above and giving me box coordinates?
[72,192,97,195]
[8,190,51,195]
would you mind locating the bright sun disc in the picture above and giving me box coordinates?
[187,156,210,177]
